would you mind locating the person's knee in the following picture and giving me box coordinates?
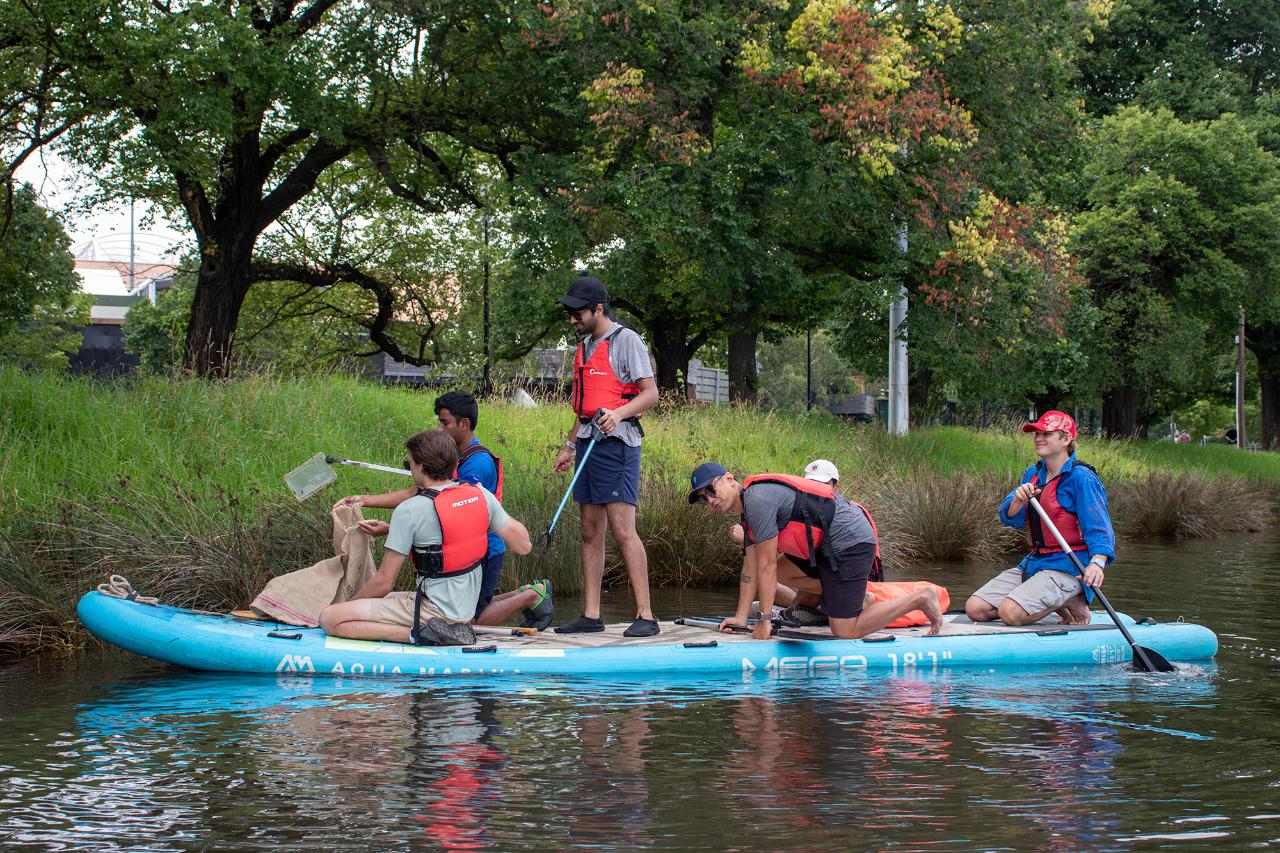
[965,596,995,622]
[318,605,340,634]
[610,522,642,549]
[579,512,606,542]
[997,598,1031,625]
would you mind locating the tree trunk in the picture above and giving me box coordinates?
[185,237,255,378]
[647,315,690,395]
[1250,322,1280,450]
[1101,383,1141,438]
[909,366,931,419]
[1029,386,1067,416]
[728,329,758,404]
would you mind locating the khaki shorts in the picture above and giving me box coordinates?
[366,591,448,628]
[972,567,1082,615]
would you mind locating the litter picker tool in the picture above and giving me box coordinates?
[284,453,410,502]
[537,409,606,553]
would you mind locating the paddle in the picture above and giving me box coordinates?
[537,410,606,553]
[674,616,843,642]
[1027,496,1174,673]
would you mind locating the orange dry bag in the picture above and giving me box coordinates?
[866,581,950,628]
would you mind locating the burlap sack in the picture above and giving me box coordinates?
[250,503,378,626]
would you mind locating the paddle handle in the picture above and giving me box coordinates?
[1027,496,1155,670]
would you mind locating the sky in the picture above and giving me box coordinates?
[14,150,189,264]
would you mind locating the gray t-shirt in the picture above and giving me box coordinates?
[386,482,509,622]
[574,323,654,448]
[741,482,876,554]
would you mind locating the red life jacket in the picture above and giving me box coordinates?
[572,325,642,422]
[741,473,882,576]
[1025,466,1090,555]
[456,442,503,502]
[410,483,490,579]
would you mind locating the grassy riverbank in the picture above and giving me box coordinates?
[3,369,1277,653]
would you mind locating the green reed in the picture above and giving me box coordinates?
[2,368,1276,653]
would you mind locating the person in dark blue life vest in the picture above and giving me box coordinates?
[965,410,1115,626]
[551,275,661,637]
[688,462,943,640]
[320,430,532,645]
[332,393,551,630]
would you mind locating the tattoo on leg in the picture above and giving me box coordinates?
[741,574,752,584]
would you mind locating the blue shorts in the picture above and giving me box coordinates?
[474,551,504,619]
[573,437,640,505]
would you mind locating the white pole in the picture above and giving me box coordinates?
[887,218,909,436]
[1237,305,1246,449]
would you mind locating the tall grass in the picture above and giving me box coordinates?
[2,368,1277,654]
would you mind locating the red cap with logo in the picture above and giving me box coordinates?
[1023,410,1077,439]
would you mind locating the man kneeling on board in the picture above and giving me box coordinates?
[320,430,532,646]
[688,462,943,639]
[725,459,886,626]
[965,410,1114,626]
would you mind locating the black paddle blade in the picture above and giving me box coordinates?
[1131,644,1176,673]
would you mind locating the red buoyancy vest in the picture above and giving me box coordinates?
[573,327,641,419]
[867,581,950,628]
[741,473,882,569]
[456,442,503,502]
[1026,471,1085,555]
[410,483,489,579]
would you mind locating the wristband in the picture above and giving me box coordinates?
[564,440,576,450]
[1088,557,1106,570]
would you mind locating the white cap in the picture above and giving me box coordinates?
[803,459,839,483]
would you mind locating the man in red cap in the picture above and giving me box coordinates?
[965,410,1115,626]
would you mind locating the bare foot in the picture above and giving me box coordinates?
[921,588,943,636]
[1058,595,1092,625]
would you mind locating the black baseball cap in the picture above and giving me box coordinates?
[558,275,608,311]
[687,462,728,504]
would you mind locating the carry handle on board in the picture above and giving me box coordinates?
[1026,496,1174,673]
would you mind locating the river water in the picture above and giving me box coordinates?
[2,534,1279,851]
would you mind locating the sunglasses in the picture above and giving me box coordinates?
[403,458,413,470]
[693,475,723,504]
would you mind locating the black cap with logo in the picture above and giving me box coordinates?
[558,275,609,311]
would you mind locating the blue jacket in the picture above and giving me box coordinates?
[999,454,1115,599]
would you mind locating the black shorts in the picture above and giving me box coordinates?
[814,542,876,620]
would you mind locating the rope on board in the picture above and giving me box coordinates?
[96,574,159,606]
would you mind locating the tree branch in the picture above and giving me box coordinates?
[251,259,442,366]
[257,139,351,231]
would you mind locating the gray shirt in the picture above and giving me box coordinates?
[574,323,654,448]
[741,482,876,553]
[386,482,509,622]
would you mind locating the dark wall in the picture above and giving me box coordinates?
[69,325,138,377]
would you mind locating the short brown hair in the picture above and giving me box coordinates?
[406,430,458,480]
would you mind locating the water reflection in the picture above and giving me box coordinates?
[21,666,1213,850]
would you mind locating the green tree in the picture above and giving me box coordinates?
[0,183,87,371]
[1073,107,1280,436]
[1,0,569,377]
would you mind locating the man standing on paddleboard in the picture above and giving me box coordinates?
[551,275,661,637]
